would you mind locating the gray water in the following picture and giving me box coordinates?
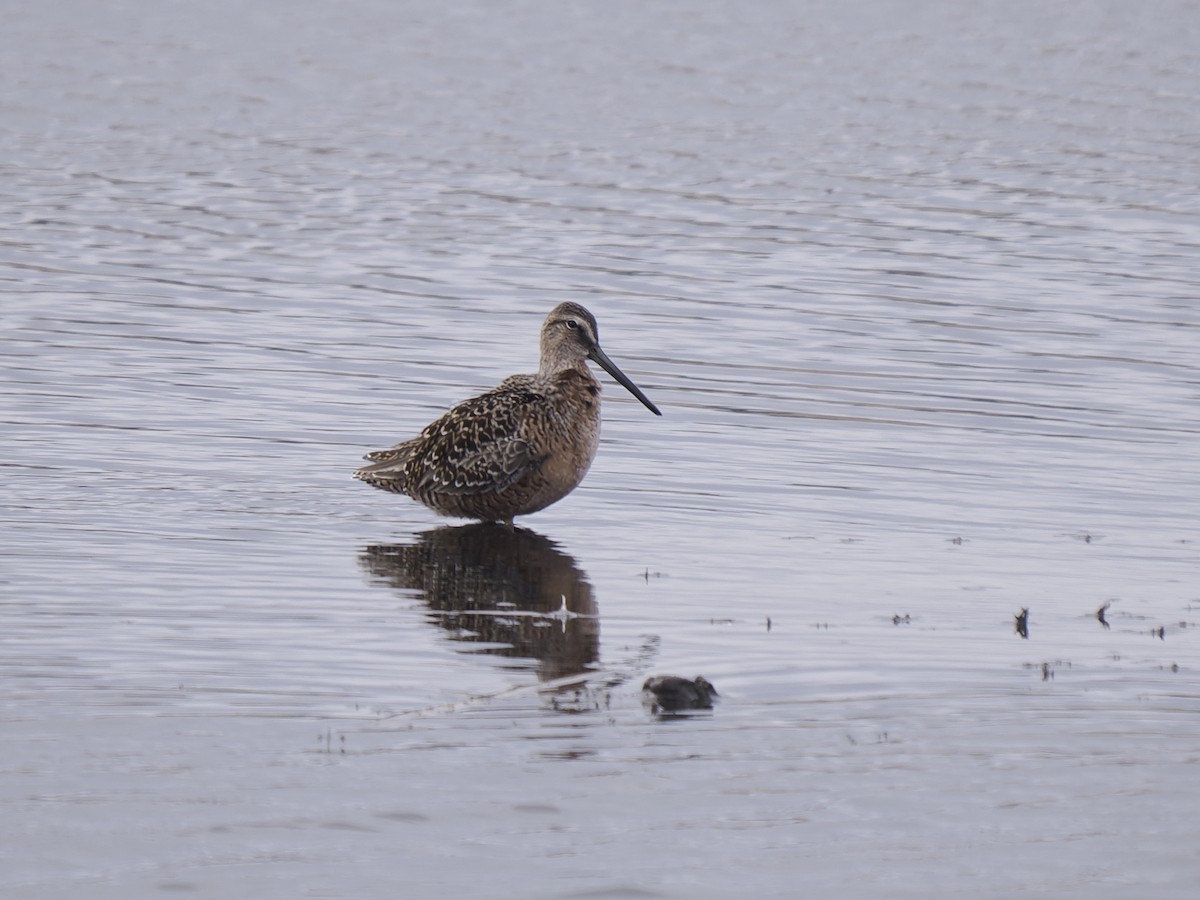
[3,1,1199,897]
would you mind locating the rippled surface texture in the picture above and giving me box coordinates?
[3,1,1199,897]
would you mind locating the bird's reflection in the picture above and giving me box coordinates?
[359,524,598,682]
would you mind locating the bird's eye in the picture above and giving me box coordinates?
[565,319,579,330]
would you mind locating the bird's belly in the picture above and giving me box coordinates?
[451,414,599,520]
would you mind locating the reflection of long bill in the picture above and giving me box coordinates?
[588,344,662,416]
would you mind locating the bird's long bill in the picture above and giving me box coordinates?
[589,345,663,416]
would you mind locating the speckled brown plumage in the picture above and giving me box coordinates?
[355,302,661,525]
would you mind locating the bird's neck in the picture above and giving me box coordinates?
[538,355,591,378]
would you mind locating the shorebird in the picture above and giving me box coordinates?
[354,302,661,525]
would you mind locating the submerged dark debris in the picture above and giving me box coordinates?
[642,675,718,714]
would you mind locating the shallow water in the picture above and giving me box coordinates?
[3,1,1200,897]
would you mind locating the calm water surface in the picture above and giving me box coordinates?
[3,1,1199,897]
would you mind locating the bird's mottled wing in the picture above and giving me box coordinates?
[406,383,548,496]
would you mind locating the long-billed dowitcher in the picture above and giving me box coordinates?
[354,302,661,525]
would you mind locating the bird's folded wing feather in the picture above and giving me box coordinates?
[404,385,548,495]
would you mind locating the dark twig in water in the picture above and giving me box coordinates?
[1014,607,1030,639]
[1096,601,1111,629]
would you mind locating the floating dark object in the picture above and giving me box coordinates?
[1014,607,1030,639]
[892,614,911,625]
[1096,602,1111,629]
[1154,626,1166,640]
[642,675,718,713]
